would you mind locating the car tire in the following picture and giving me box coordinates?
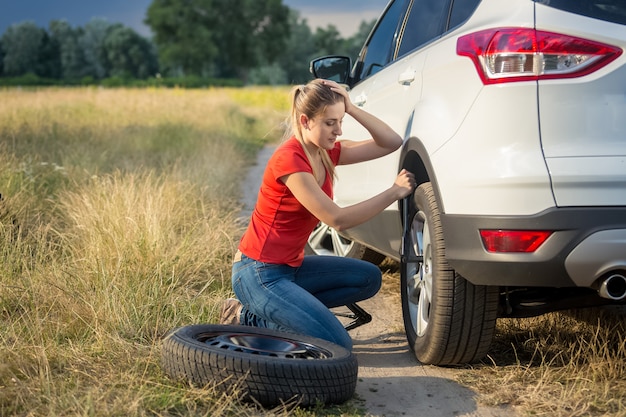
[401,183,499,365]
[161,324,358,407]
[306,221,386,265]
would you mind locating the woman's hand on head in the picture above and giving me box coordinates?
[321,79,354,114]
[393,169,416,199]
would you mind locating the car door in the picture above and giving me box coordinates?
[337,0,451,257]
[359,0,451,195]
[334,0,410,209]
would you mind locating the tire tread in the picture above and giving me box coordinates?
[161,325,358,406]
[402,183,499,365]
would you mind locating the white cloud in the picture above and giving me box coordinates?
[299,9,382,36]
[283,0,387,36]
[284,0,389,13]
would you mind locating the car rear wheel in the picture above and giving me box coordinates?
[306,221,386,265]
[401,182,499,365]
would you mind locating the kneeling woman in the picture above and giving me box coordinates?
[222,79,415,350]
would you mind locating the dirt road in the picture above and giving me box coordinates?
[344,292,513,416]
[240,145,517,417]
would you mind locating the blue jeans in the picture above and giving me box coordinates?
[231,253,382,350]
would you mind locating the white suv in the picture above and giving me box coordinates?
[308,0,626,365]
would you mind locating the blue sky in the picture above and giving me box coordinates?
[0,0,389,37]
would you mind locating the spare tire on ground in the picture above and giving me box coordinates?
[161,324,358,407]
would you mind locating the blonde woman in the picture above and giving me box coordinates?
[222,79,415,350]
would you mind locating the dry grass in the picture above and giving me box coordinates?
[2,87,624,417]
[456,309,626,416]
[0,87,364,416]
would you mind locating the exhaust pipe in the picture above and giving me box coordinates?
[597,273,626,301]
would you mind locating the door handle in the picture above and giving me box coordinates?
[354,93,367,107]
[398,69,416,85]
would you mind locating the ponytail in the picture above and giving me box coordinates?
[284,80,341,183]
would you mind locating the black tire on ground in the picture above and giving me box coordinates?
[161,324,358,407]
[306,222,387,265]
[400,182,499,365]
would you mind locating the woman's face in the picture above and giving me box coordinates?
[301,101,345,151]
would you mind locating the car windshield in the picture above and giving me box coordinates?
[535,0,626,25]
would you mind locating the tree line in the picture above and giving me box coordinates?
[0,0,375,86]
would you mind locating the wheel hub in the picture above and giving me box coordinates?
[407,212,432,337]
[198,332,333,360]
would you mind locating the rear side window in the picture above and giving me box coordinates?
[356,0,408,80]
[448,0,482,29]
[535,0,626,25]
[397,0,451,58]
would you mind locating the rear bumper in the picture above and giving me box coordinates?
[441,207,626,288]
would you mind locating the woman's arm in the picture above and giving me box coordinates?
[323,80,403,166]
[282,168,415,231]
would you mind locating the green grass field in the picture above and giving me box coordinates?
[0,86,312,416]
[0,87,624,417]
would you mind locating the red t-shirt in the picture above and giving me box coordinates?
[239,137,342,266]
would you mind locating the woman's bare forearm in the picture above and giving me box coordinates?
[329,186,405,231]
[346,104,402,151]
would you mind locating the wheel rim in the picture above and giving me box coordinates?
[197,331,333,359]
[405,210,432,337]
[307,222,354,257]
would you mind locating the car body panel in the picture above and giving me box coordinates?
[442,207,626,287]
[535,4,626,206]
[312,0,626,292]
[565,229,626,288]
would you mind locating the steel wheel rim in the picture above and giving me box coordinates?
[406,210,432,337]
[197,331,333,359]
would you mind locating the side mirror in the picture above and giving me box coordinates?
[310,56,352,84]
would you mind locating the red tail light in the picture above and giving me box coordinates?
[480,230,552,253]
[457,28,622,84]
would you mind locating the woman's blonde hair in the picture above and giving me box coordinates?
[284,79,343,183]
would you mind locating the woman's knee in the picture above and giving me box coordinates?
[335,331,353,350]
[319,325,352,350]
[361,261,382,294]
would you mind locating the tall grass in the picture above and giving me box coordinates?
[3,87,624,416]
[457,309,626,416]
[0,87,332,416]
